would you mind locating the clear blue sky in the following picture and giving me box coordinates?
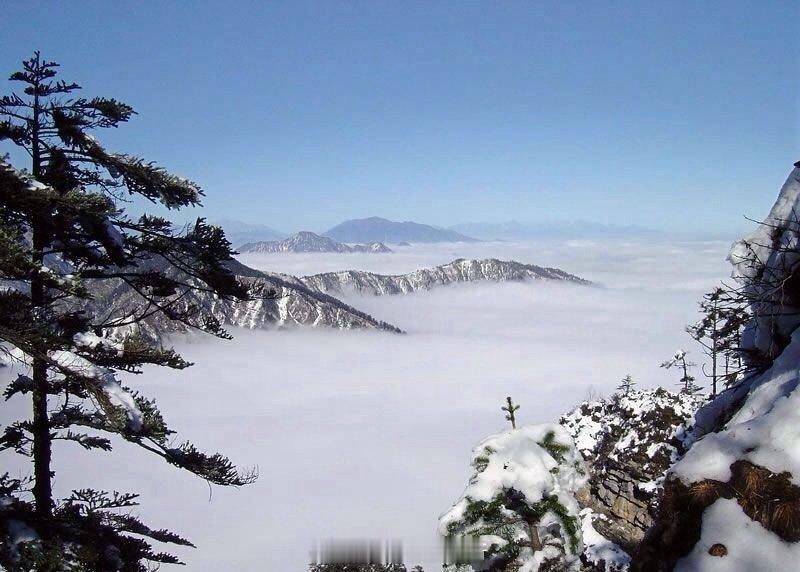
[3,1,798,234]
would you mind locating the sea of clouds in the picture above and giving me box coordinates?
[1,237,735,570]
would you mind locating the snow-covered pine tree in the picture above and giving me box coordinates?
[616,374,635,397]
[439,425,587,572]
[660,350,702,395]
[686,286,748,395]
[0,52,259,570]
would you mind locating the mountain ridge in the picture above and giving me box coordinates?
[324,216,478,243]
[300,257,591,296]
[89,258,404,342]
[239,231,392,254]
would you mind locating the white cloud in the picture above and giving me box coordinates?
[0,238,733,571]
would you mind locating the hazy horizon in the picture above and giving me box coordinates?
[3,1,796,237]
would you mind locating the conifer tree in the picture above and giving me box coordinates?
[616,374,636,397]
[0,52,258,570]
[440,427,586,572]
[687,286,748,395]
[501,396,520,429]
[660,351,702,395]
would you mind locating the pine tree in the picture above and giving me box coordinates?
[687,286,748,395]
[440,427,585,572]
[616,374,636,397]
[660,350,702,395]
[501,396,520,429]
[0,52,259,570]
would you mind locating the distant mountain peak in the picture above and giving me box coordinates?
[239,231,392,254]
[325,217,478,243]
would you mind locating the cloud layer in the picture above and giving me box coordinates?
[1,238,734,570]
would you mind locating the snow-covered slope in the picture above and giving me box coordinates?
[632,164,800,571]
[89,259,403,342]
[238,231,392,254]
[301,258,591,296]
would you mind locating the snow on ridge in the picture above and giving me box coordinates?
[301,257,591,297]
[238,231,392,254]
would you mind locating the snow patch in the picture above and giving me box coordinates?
[675,498,800,572]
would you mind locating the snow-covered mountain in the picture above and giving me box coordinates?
[90,259,402,342]
[238,231,392,254]
[300,258,591,296]
[632,164,800,571]
[324,216,478,243]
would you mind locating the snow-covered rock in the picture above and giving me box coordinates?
[674,499,800,572]
[238,231,392,254]
[561,388,704,554]
[301,258,591,296]
[631,164,800,571]
[580,509,631,572]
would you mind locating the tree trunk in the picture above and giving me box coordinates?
[29,64,53,519]
[31,359,52,518]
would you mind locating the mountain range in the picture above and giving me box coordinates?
[238,231,392,254]
[88,257,589,341]
[92,259,404,342]
[300,258,590,296]
[324,216,477,243]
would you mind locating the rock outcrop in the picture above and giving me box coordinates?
[561,389,704,555]
[631,164,800,571]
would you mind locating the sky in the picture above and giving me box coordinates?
[2,1,798,234]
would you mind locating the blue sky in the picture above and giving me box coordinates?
[2,1,798,235]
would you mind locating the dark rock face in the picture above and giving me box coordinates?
[561,389,704,554]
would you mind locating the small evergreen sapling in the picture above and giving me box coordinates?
[501,396,520,429]
[616,374,636,397]
[0,52,261,570]
[660,351,702,395]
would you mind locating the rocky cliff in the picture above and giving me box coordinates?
[561,388,704,568]
[631,164,800,571]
